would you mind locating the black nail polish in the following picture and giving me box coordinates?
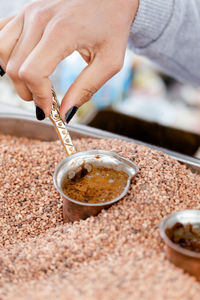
[65,106,78,123]
[0,66,5,77]
[36,106,45,121]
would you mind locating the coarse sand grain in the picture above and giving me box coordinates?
[0,133,200,300]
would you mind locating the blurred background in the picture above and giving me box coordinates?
[1,0,200,157]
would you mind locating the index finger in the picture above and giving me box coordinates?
[18,24,74,116]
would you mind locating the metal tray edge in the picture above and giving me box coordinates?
[0,112,200,173]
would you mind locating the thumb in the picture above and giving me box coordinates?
[59,53,123,122]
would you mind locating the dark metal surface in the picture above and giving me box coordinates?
[89,110,200,156]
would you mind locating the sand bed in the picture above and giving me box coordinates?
[0,134,200,299]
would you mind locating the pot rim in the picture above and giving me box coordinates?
[53,149,139,207]
[159,209,200,259]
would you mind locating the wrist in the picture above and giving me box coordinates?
[130,0,174,48]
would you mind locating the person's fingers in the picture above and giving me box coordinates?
[59,50,124,122]
[18,22,74,116]
[0,15,18,77]
[6,6,55,102]
[0,14,24,70]
[0,14,32,101]
[0,15,15,30]
[6,18,47,101]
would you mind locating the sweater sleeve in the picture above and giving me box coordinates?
[129,0,200,86]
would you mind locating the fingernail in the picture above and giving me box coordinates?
[36,106,45,121]
[0,66,5,77]
[65,106,78,123]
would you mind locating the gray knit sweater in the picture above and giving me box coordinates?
[129,0,200,86]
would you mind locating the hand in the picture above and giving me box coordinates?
[0,0,139,121]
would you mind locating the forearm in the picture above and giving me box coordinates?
[129,0,200,86]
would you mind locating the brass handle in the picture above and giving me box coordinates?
[49,89,76,156]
